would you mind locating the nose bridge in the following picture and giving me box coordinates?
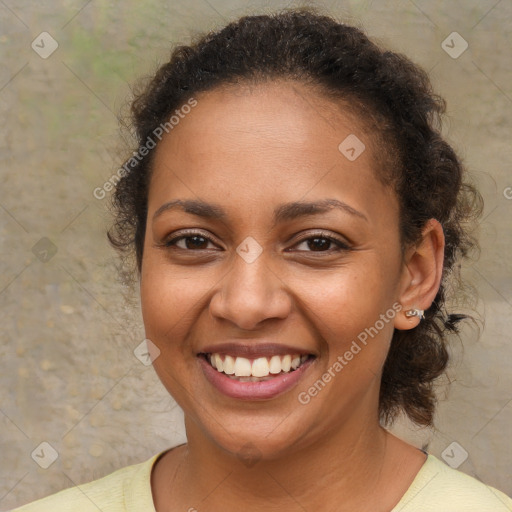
[231,246,271,295]
[210,242,290,329]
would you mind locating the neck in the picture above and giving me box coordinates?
[164,415,405,511]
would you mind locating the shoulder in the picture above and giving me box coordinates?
[394,454,512,512]
[11,452,162,512]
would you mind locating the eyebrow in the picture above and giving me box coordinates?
[152,198,368,225]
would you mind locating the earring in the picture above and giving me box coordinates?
[405,309,425,320]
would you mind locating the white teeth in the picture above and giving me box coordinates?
[223,355,235,375]
[214,354,224,372]
[207,353,309,378]
[234,357,252,377]
[269,355,282,374]
[252,357,270,377]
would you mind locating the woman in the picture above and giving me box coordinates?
[13,7,512,512]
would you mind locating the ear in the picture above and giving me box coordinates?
[394,219,445,330]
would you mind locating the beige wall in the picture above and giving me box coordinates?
[1,0,511,509]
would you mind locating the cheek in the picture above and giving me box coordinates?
[140,255,210,352]
[290,260,397,365]
[139,259,203,403]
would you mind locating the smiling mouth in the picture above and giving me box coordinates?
[199,353,314,382]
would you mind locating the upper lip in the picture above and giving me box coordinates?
[198,342,316,359]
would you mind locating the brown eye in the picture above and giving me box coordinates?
[292,232,351,253]
[303,237,333,251]
[165,233,217,250]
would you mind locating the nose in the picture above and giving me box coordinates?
[209,250,292,330]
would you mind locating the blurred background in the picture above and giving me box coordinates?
[0,0,511,509]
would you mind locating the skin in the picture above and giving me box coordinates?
[140,80,445,512]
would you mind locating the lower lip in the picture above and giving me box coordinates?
[198,356,315,400]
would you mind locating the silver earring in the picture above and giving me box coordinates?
[405,309,425,320]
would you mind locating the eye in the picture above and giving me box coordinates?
[164,231,219,251]
[162,230,351,253]
[290,232,351,253]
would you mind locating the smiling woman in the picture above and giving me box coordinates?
[13,6,512,512]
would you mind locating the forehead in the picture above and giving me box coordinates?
[148,80,396,225]
[155,80,370,156]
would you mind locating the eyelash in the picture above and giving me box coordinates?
[163,230,351,253]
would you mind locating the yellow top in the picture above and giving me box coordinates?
[11,451,512,511]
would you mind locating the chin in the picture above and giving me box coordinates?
[185,405,319,464]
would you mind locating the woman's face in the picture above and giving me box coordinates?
[140,81,409,459]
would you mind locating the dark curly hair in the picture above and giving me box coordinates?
[108,7,482,427]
